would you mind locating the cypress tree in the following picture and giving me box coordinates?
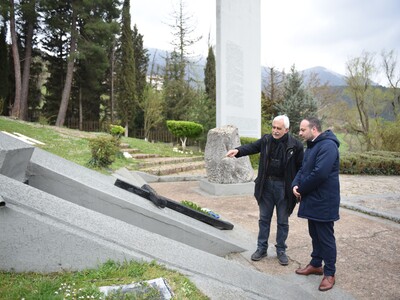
[204,45,216,103]
[132,24,149,130]
[117,0,136,136]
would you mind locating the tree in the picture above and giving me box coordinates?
[73,1,120,129]
[168,0,201,81]
[41,0,120,127]
[141,85,164,141]
[9,0,22,119]
[262,67,285,123]
[344,51,375,150]
[166,120,203,151]
[381,49,400,118]
[19,0,38,120]
[40,1,70,122]
[116,0,136,136]
[132,24,149,130]
[196,44,216,141]
[204,45,216,104]
[162,0,202,121]
[0,23,9,115]
[187,89,214,147]
[274,65,317,134]
[54,1,77,127]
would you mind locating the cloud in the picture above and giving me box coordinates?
[131,0,400,80]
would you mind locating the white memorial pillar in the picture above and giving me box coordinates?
[216,0,261,138]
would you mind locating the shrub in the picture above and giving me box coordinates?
[380,118,400,152]
[340,151,400,175]
[109,124,125,139]
[87,135,120,168]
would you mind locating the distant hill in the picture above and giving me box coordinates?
[302,66,347,86]
[146,48,349,87]
[261,65,348,87]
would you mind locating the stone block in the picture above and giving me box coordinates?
[205,125,254,184]
[0,132,34,182]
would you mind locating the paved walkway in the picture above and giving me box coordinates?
[149,175,400,300]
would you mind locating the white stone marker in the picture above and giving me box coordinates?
[216,0,261,138]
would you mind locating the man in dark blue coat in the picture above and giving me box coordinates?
[226,115,303,266]
[292,117,340,292]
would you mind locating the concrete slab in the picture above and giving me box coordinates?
[0,174,320,299]
[0,132,34,182]
[26,148,246,256]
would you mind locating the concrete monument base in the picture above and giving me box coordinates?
[199,179,254,196]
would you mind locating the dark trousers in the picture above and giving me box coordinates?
[308,219,337,276]
[257,179,288,253]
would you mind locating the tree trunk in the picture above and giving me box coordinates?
[79,85,82,131]
[55,6,77,127]
[124,122,129,137]
[20,20,34,120]
[110,44,115,123]
[10,0,22,118]
[180,137,187,151]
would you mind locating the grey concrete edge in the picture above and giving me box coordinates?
[340,200,400,223]
[134,171,207,183]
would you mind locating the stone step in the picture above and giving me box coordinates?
[120,148,141,154]
[140,160,206,176]
[130,153,161,159]
[120,143,130,148]
[136,156,204,168]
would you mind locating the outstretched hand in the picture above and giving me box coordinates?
[226,149,238,158]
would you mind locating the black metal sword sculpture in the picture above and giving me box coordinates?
[114,178,234,230]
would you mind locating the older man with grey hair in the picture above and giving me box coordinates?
[226,115,304,265]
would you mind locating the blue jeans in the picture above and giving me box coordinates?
[308,220,337,276]
[257,179,288,253]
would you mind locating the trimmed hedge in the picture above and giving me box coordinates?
[240,137,400,176]
[340,151,400,175]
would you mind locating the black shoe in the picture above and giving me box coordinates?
[251,249,267,261]
[277,252,289,265]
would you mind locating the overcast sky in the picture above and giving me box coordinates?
[131,0,400,84]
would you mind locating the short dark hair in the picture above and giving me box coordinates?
[305,117,322,132]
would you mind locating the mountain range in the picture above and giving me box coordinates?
[301,66,347,86]
[147,48,348,87]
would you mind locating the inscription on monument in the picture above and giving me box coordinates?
[226,41,244,107]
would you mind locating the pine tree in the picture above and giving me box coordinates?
[74,0,120,128]
[0,23,9,115]
[162,0,202,122]
[162,50,189,120]
[19,0,38,120]
[40,1,71,123]
[41,0,120,127]
[9,0,22,119]
[262,67,285,122]
[274,65,317,134]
